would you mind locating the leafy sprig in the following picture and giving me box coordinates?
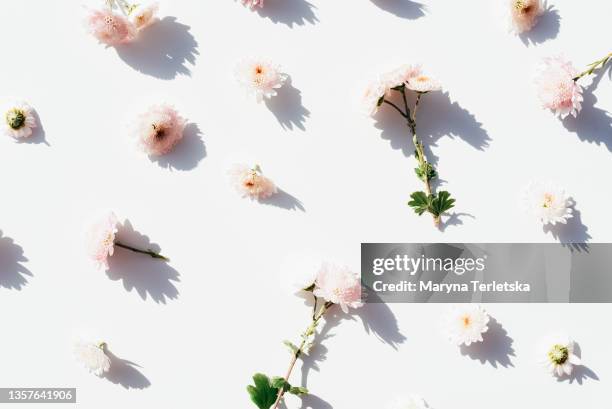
[408,191,455,218]
[247,374,308,409]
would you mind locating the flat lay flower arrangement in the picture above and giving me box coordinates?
[0,0,609,408]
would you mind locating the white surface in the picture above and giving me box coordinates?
[0,0,610,408]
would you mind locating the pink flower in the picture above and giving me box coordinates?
[2,101,37,139]
[228,164,277,200]
[384,64,422,89]
[85,8,136,46]
[87,212,119,270]
[509,0,544,34]
[362,79,389,116]
[240,0,264,9]
[313,263,363,313]
[406,69,442,93]
[133,104,187,156]
[235,59,288,103]
[535,56,583,118]
[129,2,159,31]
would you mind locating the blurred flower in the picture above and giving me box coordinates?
[85,8,136,45]
[540,334,581,377]
[509,0,544,34]
[387,395,431,409]
[240,0,264,9]
[2,101,37,139]
[228,164,277,200]
[129,1,159,31]
[133,104,187,156]
[521,181,573,226]
[535,56,583,118]
[444,304,490,346]
[74,340,111,376]
[86,212,118,270]
[313,263,363,313]
[235,59,287,103]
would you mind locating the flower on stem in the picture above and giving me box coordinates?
[521,181,573,226]
[235,59,288,103]
[509,0,544,34]
[443,304,490,346]
[2,100,37,139]
[406,73,441,93]
[73,339,112,376]
[228,164,277,200]
[540,334,581,377]
[86,211,168,270]
[239,0,264,9]
[387,395,432,409]
[535,56,583,119]
[313,262,363,313]
[85,0,160,46]
[133,104,187,156]
[129,2,159,30]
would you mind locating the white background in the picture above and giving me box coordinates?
[0,0,610,408]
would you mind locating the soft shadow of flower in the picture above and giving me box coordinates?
[106,220,180,304]
[103,350,151,390]
[460,317,515,368]
[16,109,49,146]
[519,5,560,46]
[115,16,199,80]
[259,189,305,211]
[256,0,318,27]
[562,66,612,152]
[265,78,310,131]
[150,123,206,171]
[556,343,599,385]
[543,205,590,252]
[298,394,333,409]
[0,231,33,290]
[441,212,476,231]
[370,0,426,19]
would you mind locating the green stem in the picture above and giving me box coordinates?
[574,52,612,81]
[382,100,409,119]
[115,241,169,261]
[271,299,332,409]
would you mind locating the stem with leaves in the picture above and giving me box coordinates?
[381,86,455,228]
[573,52,612,82]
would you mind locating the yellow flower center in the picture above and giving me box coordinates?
[548,344,569,365]
[542,193,554,208]
[461,315,471,328]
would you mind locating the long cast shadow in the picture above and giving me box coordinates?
[106,220,180,304]
[150,123,206,171]
[370,0,425,19]
[0,231,33,290]
[519,5,560,46]
[460,317,515,368]
[104,350,151,390]
[265,78,310,131]
[256,0,318,27]
[555,343,599,385]
[543,205,590,251]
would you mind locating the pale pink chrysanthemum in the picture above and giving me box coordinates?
[406,71,442,93]
[383,64,422,89]
[313,263,363,313]
[362,78,389,116]
[129,2,159,31]
[87,212,119,270]
[535,56,583,118]
[133,104,187,156]
[509,0,544,34]
[228,164,277,200]
[235,59,288,103]
[85,8,136,46]
[2,101,37,139]
[240,0,264,9]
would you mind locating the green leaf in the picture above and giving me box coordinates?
[283,340,299,355]
[270,377,291,392]
[414,162,437,182]
[407,191,432,216]
[376,96,385,107]
[247,373,279,409]
[430,191,455,216]
[289,386,309,395]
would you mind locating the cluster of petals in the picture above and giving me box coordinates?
[86,211,119,270]
[312,262,363,313]
[444,304,490,346]
[133,104,187,156]
[235,59,288,103]
[509,0,544,34]
[240,0,264,9]
[521,181,573,226]
[2,100,37,139]
[228,164,277,200]
[74,339,112,377]
[85,1,159,46]
[534,56,583,119]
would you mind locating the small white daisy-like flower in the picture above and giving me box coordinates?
[362,78,389,116]
[521,181,573,226]
[387,395,431,409]
[444,304,490,346]
[2,101,37,139]
[73,340,112,376]
[406,73,442,93]
[129,1,159,31]
[540,334,581,377]
[235,59,288,103]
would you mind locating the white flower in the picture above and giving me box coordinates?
[521,181,573,226]
[362,78,388,116]
[2,100,37,139]
[387,395,431,409]
[129,1,159,31]
[235,59,288,103]
[406,73,442,93]
[540,334,581,377]
[444,304,490,346]
[73,340,111,376]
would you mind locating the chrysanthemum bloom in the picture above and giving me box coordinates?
[362,79,388,116]
[535,56,583,118]
[235,59,288,103]
[313,263,363,313]
[444,304,490,346]
[387,395,431,409]
[406,72,442,93]
[540,335,581,377]
[228,164,277,200]
[129,2,159,31]
[73,340,112,377]
[133,104,187,156]
[240,0,264,9]
[85,8,136,46]
[521,181,573,226]
[509,0,544,33]
[86,212,119,270]
[385,64,423,89]
[2,101,37,139]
